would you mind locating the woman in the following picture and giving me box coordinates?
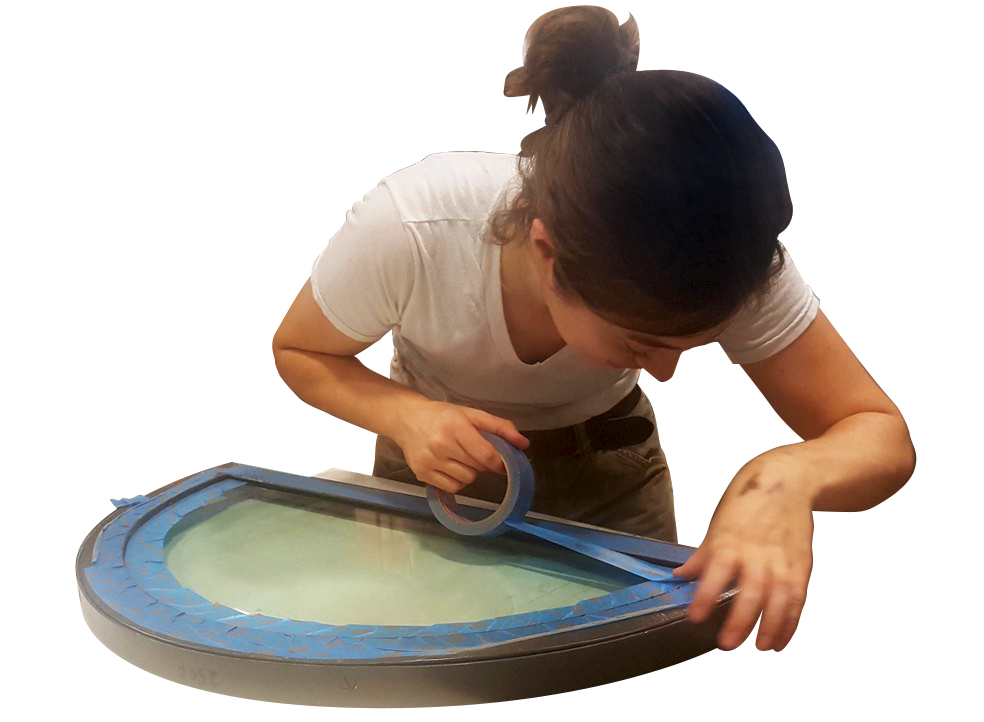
[272,6,915,652]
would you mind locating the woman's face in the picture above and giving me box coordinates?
[526,219,727,379]
[543,286,724,381]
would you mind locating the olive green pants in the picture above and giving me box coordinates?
[372,388,677,542]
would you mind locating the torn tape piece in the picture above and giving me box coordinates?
[112,495,152,508]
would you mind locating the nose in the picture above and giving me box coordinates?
[643,349,682,382]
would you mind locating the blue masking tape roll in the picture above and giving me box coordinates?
[426,432,534,536]
[426,433,684,584]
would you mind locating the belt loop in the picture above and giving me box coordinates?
[573,422,592,456]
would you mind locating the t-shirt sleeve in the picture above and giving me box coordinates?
[715,247,820,364]
[309,183,416,343]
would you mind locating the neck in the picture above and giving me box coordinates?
[501,239,548,314]
[499,240,567,362]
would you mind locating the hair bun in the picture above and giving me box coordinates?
[504,6,640,122]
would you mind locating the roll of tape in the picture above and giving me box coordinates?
[426,432,534,536]
[426,432,684,585]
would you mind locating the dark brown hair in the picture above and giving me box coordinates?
[490,6,791,336]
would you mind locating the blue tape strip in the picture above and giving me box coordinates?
[236,462,692,567]
[111,495,152,508]
[505,520,679,582]
[428,433,686,584]
[83,463,696,662]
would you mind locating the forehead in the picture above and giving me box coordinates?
[623,324,725,349]
[593,308,730,346]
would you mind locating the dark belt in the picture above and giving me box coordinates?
[521,385,655,460]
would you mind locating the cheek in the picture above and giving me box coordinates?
[552,306,591,342]
[556,314,611,355]
[564,325,602,352]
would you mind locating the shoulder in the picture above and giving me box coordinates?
[380,151,520,224]
[715,247,820,365]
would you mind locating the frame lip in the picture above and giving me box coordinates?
[78,462,730,665]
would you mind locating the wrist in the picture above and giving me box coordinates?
[734,445,823,509]
[381,392,434,447]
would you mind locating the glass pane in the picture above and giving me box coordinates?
[163,486,640,626]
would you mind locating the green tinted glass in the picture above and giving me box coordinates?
[164,486,640,626]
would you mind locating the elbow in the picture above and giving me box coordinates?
[884,412,917,504]
[271,313,297,358]
[900,429,917,489]
[271,330,295,382]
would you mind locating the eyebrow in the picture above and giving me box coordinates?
[627,334,687,350]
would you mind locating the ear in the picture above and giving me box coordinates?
[529,218,558,262]
[528,218,561,291]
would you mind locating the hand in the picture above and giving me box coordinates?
[673,448,815,651]
[392,400,530,493]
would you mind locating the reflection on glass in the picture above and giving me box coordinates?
[164,486,640,626]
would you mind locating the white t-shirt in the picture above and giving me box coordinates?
[311,151,819,430]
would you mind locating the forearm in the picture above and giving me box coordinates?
[273,348,428,441]
[755,411,916,512]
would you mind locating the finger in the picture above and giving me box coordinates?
[457,429,509,474]
[427,431,500,477]
[772,601,803,652]
[718,560,769,651]
[687,548,738,624]
[773,604,804,652]
[673,564,694,579]
[673,546,707,580]
[772,552,811,651]
[420,469,468,494]
[773,578,808,652]
[412,441,481,486]
[756,557,791,651]
[435,458,479,487]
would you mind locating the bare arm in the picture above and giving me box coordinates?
[272,279,430,440]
